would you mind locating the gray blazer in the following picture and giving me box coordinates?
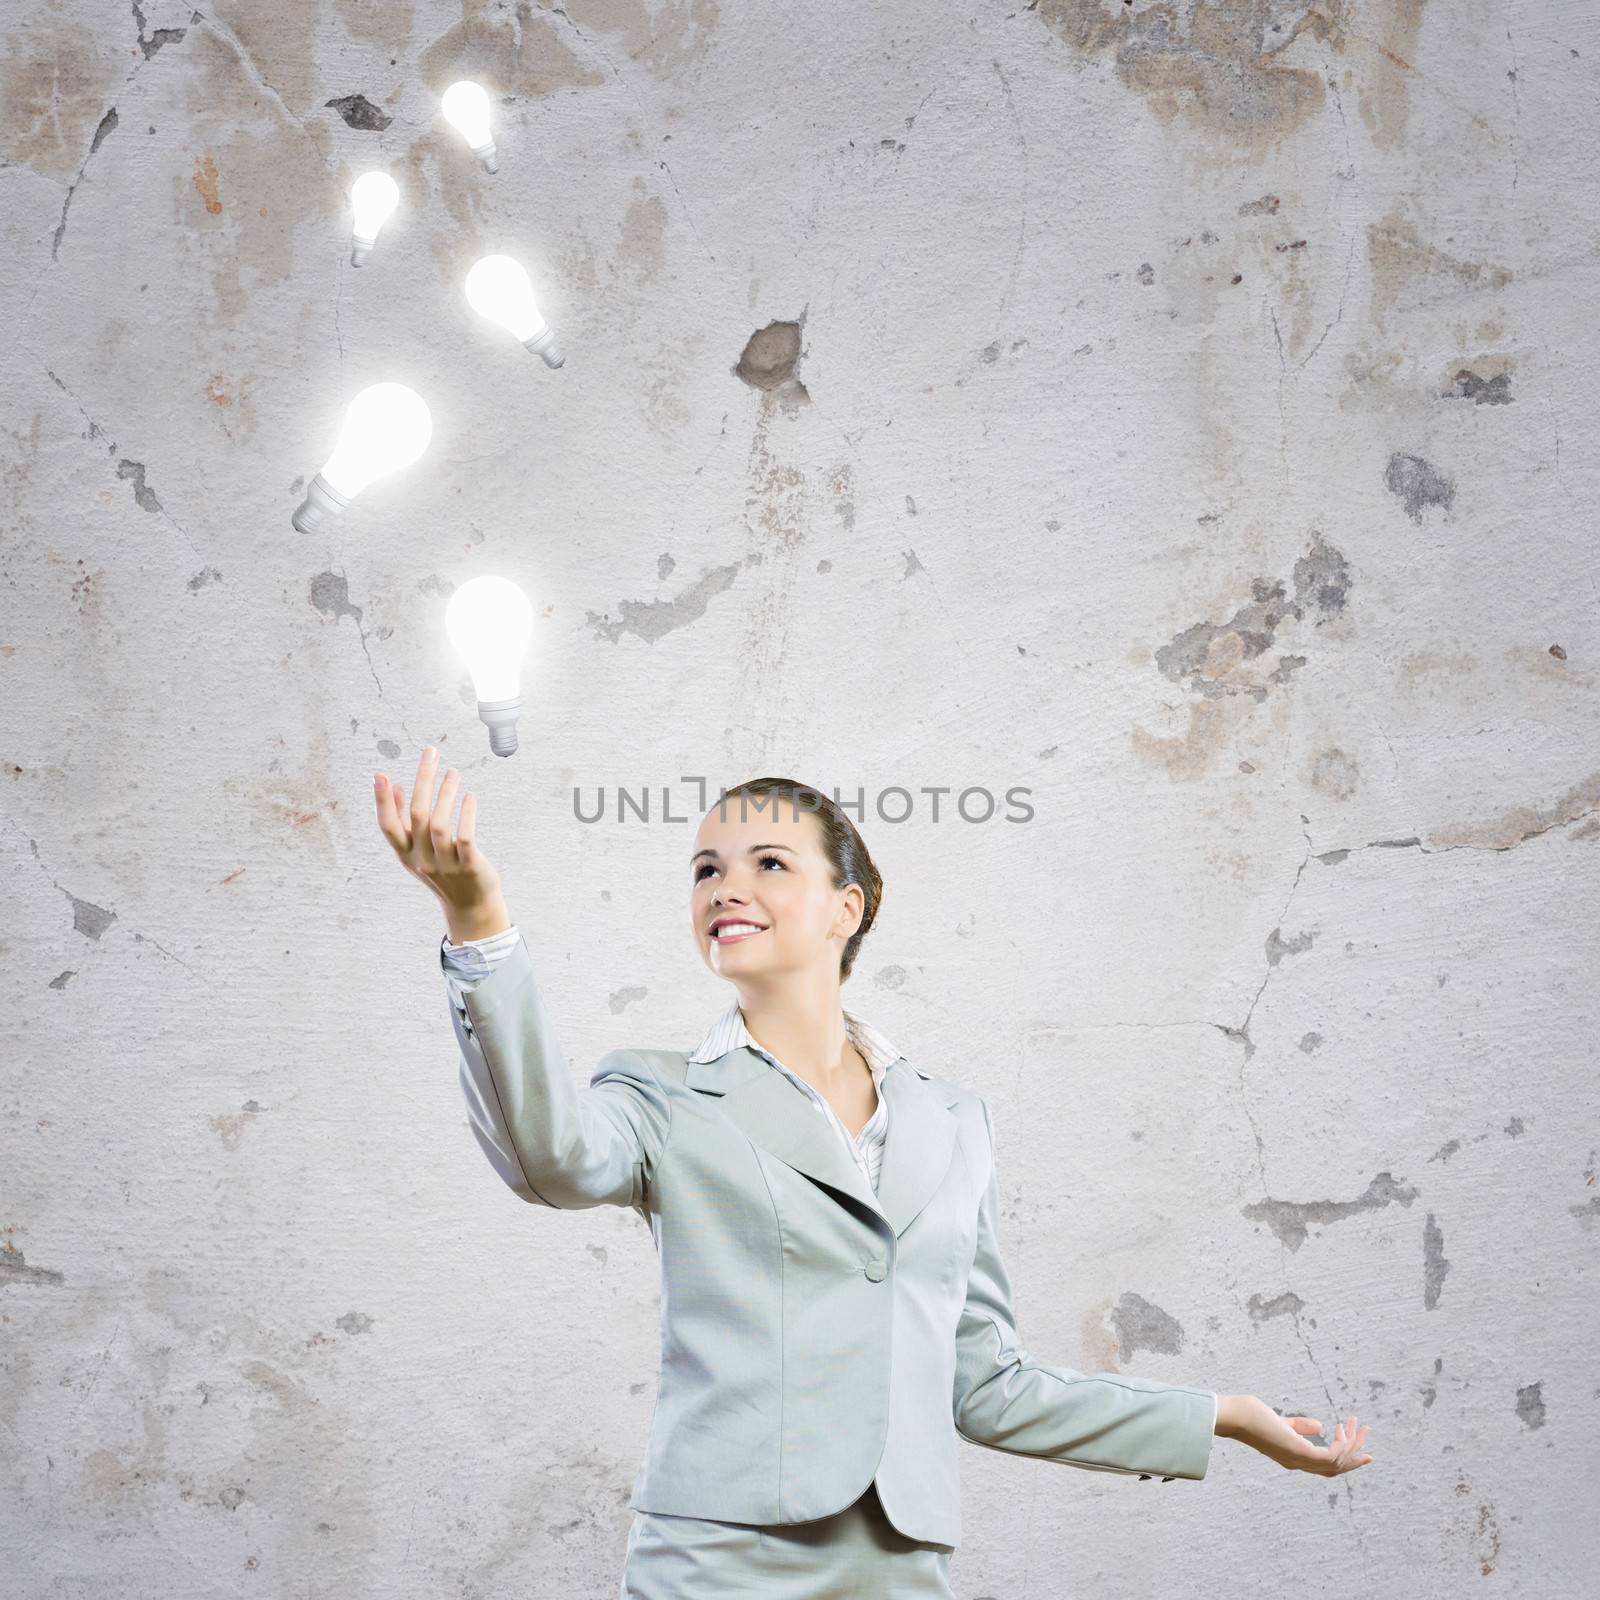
[451,933,1215,1547]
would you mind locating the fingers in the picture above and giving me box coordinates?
[373,773,411,853]
[431,764,464,860]
[411,748,441,868]
[457,787,477,854]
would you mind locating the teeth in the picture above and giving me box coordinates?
[713,923,765,938]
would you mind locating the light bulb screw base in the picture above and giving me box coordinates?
[471,140,499,174]
[522,326,565,368]
[350,234,376,267]
[291,472,352,534]
[477,696,522,757]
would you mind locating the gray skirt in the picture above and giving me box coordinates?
[619,1479,955,1598]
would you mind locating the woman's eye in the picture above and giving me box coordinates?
[695,855,784,882]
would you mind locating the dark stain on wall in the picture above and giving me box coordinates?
[325,93,392,131]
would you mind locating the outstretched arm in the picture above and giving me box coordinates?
[951,1097,1217,1482]
[445,926,672,1210]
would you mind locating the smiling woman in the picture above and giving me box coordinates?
[376,750,1368,1599]
[692,776,884,984]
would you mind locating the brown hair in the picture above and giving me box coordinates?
[715,777,883,982]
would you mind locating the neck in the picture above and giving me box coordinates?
[735,971,860,1083]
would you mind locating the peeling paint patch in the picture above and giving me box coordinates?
[608,985,647,1013]
[336,1310,375,1335]
[133,2,188,59]
[1514,1380,1545,1429]
[326,93,392,131]
[0,1241,65,1289]
[48,970,77,989]
[1264,925,1316,966]
[309,571,362,625]
[1244,1289,1305,1322]
[187,566,222,591]
[1383,451,1455,524]
[1241,1171,1419,1252]
[1109,1291,1189,1363]
[90,106,119,153]
[116,459,162,513]
[1298,1032,1322,1053]
[1445,367,1513,404]
[70,894,118,939]
[1423,1212,1449,1308]
[735,320,810,410]
[1152,532,1353,705]
[586,560,743,645]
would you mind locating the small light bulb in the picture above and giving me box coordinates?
[445,575,535,756]
[292,383,433,533]
[348,171,399,266]
[464,254,565,368]
[441,80,497,173]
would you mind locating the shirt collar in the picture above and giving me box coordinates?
[688,1001,902,1082]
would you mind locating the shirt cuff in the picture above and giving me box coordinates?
[439,924,521,984]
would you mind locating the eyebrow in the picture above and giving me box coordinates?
[691,843,798,864]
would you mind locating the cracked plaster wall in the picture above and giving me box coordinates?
[3,1,1598,1594]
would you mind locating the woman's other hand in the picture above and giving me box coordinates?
[374,747,510,941]
[1216,1395,1374,1477]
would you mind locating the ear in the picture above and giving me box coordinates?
[833,881,865,940]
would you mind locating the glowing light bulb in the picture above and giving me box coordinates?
[441,80,497,172]
[348,171,399,266]
[464,254,565,368]
[291,383,433,533]
[445,575,535,756]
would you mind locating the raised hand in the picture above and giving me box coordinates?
[373,746,509,941]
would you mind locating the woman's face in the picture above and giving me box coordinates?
[690,796,862,984]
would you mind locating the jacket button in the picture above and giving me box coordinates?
[863,1258,887,1281]
[1161,1476,1175,1482]
[1138,1473,1152,1480]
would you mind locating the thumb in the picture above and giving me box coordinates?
[1288,1417,1324,1435]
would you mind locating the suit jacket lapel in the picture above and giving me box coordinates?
[685,1048,960,1238]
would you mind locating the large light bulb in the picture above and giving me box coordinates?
[348,171,399,266]
[445,575,535,756]
[441,80,497,172]
[464,254,565,368]
[291,383,433,533]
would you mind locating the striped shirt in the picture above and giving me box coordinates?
[440,925,900,1202]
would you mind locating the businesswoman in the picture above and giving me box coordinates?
[375,750,1373,1597]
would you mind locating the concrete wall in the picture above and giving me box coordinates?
[4,2,1597,1594]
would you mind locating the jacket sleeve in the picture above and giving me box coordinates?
[445,930,672,1211]
[951,1097,1217,1481]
